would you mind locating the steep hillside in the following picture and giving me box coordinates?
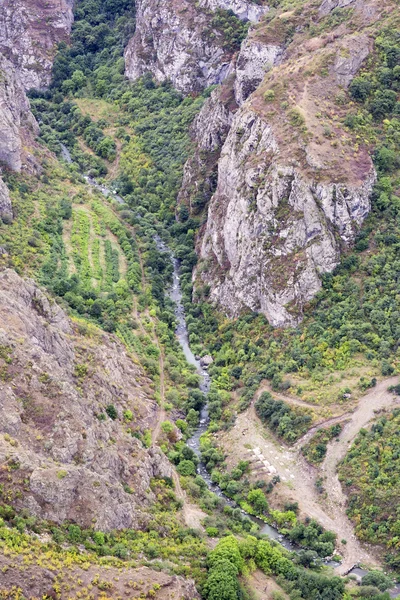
[0,0,399,596]
[184,0,392,325]
[0,268,170,531]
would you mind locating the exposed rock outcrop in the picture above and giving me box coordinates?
[124,0,231,93]
[197,104,374,326]
[124,0,267,93]
[178,81,237,213]
[178,31,283,215]
[0,269,171,531]
[332,33,370,87]
[198,0,268,21]
[0,55,39,172]
[234,37,282,105]
[186,0,379,326]
[0,178,12,219]
[0,0,74,90]
[318,0,356,17]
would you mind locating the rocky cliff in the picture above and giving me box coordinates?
[186,0,381,325]
[124,0,268,93]
[0,55,39,173]
[198,108,374,326]
[177,77,238,214]
[0,0,74,90]
[199,0,267,21]
[0,179,12,221]
[0,269,171,531]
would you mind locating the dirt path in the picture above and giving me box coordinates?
[321,376,400,540]
[257,381,325,412]
[219,377,399,574]
[171,470,206,530]
[293,414,350,450]
[245,569,289,600]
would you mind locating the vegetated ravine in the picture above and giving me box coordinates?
[61,141,295,549]
[60,143,400,596]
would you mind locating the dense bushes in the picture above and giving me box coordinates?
[301,424,342,464]
[255,392,312,443]
[338,409,400,566]
[203,535,348,600]
[207,9,250,52]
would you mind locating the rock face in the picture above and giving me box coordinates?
[178,81,237,213]
[318,0,356,17]
[183,0,379,326]
[332,33,370,87]
[198,0,268,21]
[198,108,374,326]
[0,269,171,531]
[0,55,39,172]
[124,0,267,93]
[234,37,282,105]
[125,0,230,93]
[0,0,74,90]
[0,178,12,219]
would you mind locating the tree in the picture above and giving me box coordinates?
[349,77,372,101]
[362,571,393,592]
[204,559,239,600]
[105,404,118,420]
[176,459,196,476]
[71,69,87,90]
[207,536,244,573]
[247,489,268,515]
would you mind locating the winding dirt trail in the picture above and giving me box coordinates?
[321,376,400,543]
[219,376,400,573]
[256,382,325,412]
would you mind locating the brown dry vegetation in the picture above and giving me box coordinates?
[249,0,396,185]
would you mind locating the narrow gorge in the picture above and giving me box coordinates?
[0,0,399,598]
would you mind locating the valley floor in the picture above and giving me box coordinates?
[217,376,400,573]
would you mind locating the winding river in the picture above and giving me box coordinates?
[155,236,298,550]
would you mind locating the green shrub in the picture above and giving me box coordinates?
[105,404,118,420]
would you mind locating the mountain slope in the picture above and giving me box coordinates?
[0,268,171,531]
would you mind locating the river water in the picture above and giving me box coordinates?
[60,142,399,594]
[155,235,298,552]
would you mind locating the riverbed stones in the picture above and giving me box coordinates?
[200,355,214,368]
